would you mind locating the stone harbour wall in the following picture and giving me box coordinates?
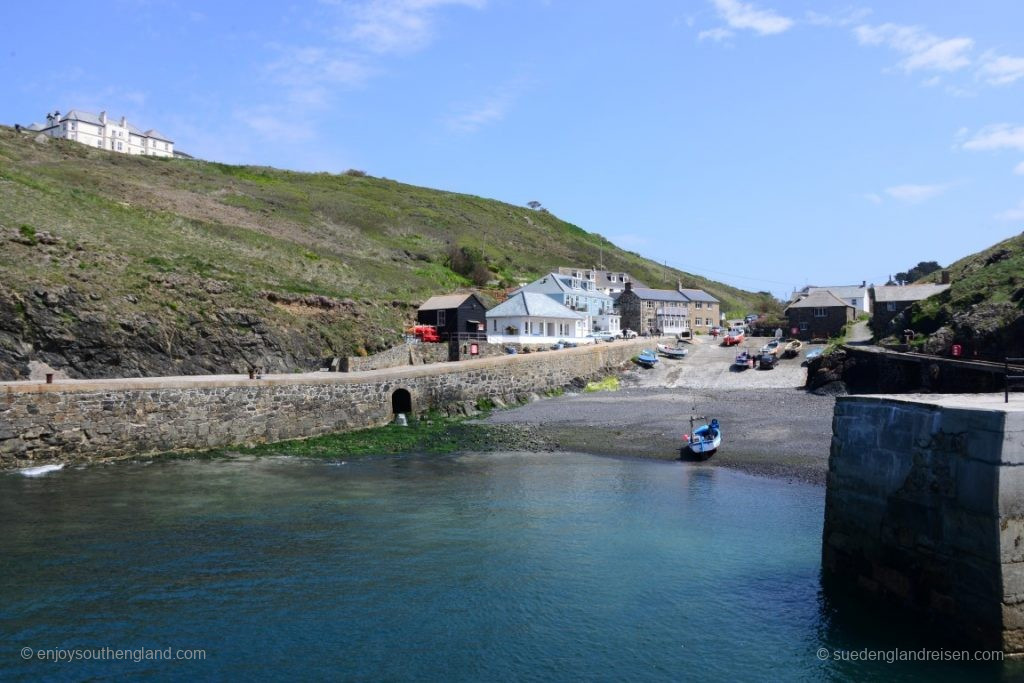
[0,340,651,467]
[822,394,1024,653]
[339,342,450,372]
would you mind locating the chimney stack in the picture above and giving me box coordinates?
[99,111,107,124]
[861,280,866,288]
[941,270,950,285]
[625,281,633,292]
[120,116,127,127]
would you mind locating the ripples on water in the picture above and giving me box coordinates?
[0,452,1016,681]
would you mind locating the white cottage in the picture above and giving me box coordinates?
[485,292,587,345]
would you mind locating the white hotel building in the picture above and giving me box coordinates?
[28,110,174,157]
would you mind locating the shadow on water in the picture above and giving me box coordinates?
[815,573,1022,681]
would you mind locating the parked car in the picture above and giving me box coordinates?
[802,347,825,366]
[586,332,616,342]
[621,329,638,339]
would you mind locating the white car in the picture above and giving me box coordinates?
[621,329,638,339]
[586,332,616,342]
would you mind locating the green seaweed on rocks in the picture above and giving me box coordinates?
[198,409,555,459]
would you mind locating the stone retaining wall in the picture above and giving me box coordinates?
[338,342,450,372]
[0,340,650,467]
[823,394,1024,653]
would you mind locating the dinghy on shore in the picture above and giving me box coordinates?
[684,416,721,459]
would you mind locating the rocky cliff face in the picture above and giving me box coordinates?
[0,277,406,380]
[886,233,1024,361]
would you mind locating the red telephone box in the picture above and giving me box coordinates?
[951,344,962,357]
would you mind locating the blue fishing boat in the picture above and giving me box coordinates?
[636,350,658,368]
[685,416,721,459]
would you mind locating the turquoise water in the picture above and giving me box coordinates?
[0,452,1015,681]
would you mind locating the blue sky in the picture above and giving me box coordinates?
[4,0,1024,298]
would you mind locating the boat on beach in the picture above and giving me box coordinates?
[733,350,751,369]
[722,328,745,346]
[636,350,659,368]
[656,343,688,359]
[684,416,721,459]
[760,339,783,357]
[782,340,803,358]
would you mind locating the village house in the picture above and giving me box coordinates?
[27,110,174,157]
[792,282,872,315]
[614,282,720,336]
[485,292,586,344]
[784,290,855,340]
[870,282,951,331]
[678,288,721,331]
[516,272,620,336]
[556,267,646,295]
[416,293,489,341]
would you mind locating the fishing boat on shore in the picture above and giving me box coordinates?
[722,328,745,346]
[760,339,783,357]
[636,350,659,368]
[782,339,803,358]
[656,343,688,359]
[733,350,752,369]
[684,416,721,459]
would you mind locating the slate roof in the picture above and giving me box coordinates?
[678,288,719,304]
[63,110,103,126]
[486,292,583,319]
[872,284,950,303]
[418,294,480,311]
[785,289,853,311]
[807,285,868,301]
[628,288,689,303]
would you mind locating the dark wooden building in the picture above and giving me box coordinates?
[417,293,489,340]
[785,290,855,341]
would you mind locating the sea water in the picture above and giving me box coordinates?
[0,452,1016,681]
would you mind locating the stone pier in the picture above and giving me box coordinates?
[823,394,1024,652]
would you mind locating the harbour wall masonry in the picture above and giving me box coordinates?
[0,340,651,467]
[823,394,1024,653]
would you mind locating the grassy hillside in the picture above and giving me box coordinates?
[892,231,1024,358]
[0,125,764,379]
